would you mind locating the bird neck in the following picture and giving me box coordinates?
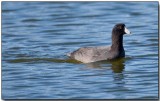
[111,32,124,51]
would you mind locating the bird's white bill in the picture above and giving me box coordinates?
[125,27,131,34]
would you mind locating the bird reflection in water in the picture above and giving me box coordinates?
[85,58,125,73]
[85,58,127,91]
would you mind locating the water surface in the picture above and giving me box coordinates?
[2,2,158,99]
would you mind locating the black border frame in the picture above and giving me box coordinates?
[1,1,159,101]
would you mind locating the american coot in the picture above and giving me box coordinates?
[67,23,131,63]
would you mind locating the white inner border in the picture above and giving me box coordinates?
[0,1,159,101]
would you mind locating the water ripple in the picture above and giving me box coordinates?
[2,1,158,99]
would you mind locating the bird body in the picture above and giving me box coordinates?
[67,23,131,63]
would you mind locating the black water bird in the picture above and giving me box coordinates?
[67,23,131,63]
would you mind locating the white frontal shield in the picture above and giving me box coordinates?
[125,27,131,34]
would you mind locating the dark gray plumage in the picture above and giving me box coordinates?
[67,23,131,63]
